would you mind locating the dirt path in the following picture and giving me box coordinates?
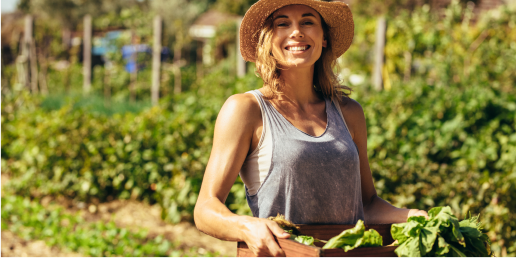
[1,173,237,256]
[79,199,237,256]
[1,231,83,257]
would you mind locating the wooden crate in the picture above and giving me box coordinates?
[237,224,397,257]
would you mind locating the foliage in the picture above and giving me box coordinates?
[349,0,483,17]
[1,195,221,257]
[355,78,516,256]
[323,220,383,251]
[213,0,256,16]
[391,206,490,257]
[294,236,316,246]
[2,2,516,257]
[2,63,259,224]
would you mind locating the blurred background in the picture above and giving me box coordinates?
[1,0,515,256]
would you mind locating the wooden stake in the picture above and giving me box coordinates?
[196,41,203,81]
[151,15,162,106]
[30,38,38,93]
[23,15,32,90]
[236,17,246,78]
[0,49,4,92]
[373,16,386,91]
[104,66,111,107]
[83,15,92,94]
[37,36,49,95]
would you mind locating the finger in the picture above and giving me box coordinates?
[267,222,291,239]
[266,236,286,257]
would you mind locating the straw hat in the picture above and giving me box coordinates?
[239,0,354,62]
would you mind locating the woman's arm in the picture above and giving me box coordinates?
[194,94,290,257]
[340,98,428,224]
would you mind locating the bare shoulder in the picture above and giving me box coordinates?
[337,97,366,139]
[217,93,262,128]
[339,97,365,119]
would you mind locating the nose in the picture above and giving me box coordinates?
[289,25,304,38]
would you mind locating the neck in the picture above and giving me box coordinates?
[275,65,321,104]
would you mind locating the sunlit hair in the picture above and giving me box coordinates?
[254,12,352,101]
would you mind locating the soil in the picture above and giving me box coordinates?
[1,231,83,257]
[1,173,237,257]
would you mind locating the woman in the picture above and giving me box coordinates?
[194,0,428,256]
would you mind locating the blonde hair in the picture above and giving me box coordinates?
[254,13,352,101]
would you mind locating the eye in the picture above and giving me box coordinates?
[277,22,288,27]
[303,21,314,25]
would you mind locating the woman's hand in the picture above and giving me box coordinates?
[408,209,429,220]
[240,217,290,257]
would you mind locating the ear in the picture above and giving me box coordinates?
[322,38,327,48]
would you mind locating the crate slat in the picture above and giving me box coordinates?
[321,246,398,257]
[238,239,322,257]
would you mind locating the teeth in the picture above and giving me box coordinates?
[288,46,308,51]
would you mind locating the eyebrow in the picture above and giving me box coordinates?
[273,13,316,20]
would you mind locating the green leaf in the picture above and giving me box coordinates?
[402,220,424,238]
[360,229,383,247]
[294,235,315,246]
[391,223,409,244]
[322,220,382,252]
[435,236,450,256]
[420,227,438,256]
[322,220,365,249]
[408,215,427,225]
[449,243,467,257]
[394,237,421,257]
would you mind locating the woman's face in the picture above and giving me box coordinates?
[271,5,327,69]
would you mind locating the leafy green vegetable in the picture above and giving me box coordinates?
[322,220,383,251]
[391,206,491,257]
[360,229,384,247]
[295,236,315,246]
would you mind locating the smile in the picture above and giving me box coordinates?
[285,45,311,51]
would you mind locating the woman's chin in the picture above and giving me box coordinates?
[279,59,315,69]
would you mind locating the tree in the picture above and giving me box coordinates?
[213,0,257,16]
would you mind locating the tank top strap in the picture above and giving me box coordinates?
[246,90,293,133]
[246,90,267,112]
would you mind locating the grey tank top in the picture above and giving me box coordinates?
[246,90,364,224]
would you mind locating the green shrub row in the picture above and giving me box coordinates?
[1,195,220,257]
[357,79,515,256]
[2,65,259,224]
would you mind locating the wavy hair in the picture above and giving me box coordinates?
[254,13,352,101]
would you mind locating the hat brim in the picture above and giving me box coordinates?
[239,0,354,62]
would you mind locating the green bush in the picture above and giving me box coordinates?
[355,79,515,256]
[2,65,260,224]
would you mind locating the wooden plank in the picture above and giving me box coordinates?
[321,246,397,257]
[238,239,322,257]
[237,239,396,257]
